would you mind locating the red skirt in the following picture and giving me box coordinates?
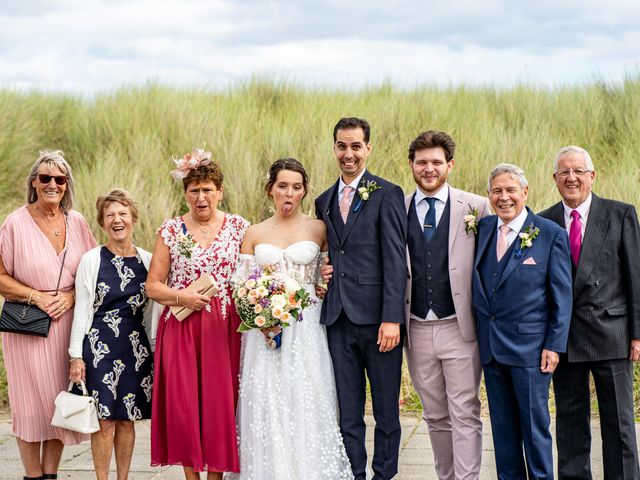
[151,296,241,472]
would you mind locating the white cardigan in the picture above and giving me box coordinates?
[68,245,162,358]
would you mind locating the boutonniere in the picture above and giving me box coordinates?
[176,231,197,258]
[463,205,479,235]
[353,180,381,213]
[515,223,540,258]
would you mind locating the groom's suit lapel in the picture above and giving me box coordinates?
[322,179,341,245]
[341,170,373,245]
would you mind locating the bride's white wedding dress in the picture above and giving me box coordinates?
[230,241,353,480]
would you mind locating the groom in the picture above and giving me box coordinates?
[315,117,407,480]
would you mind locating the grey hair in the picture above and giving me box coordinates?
[488,163,528,191]
[26,150,76,211]
[554,145,594,171]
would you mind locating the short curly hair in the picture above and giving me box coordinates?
[95,188,139,227]
[182,162,224,191]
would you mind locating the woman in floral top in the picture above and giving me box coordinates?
[146,149,249,480]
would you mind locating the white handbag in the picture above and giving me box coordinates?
[51,380,100,434]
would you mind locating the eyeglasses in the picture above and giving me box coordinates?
[38,174,67,185]
[555,169,592,178]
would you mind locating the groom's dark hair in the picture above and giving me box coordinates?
[333,117,371,143]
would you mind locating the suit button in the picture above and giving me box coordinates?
[429,301,433,305]
[340,273,345,278]
[588,306,594,311]
[427,264,432,268]
[406,299,410,304]
[340,250,344,255]
[493,273,498,277]
[491,288,496,293]
[428,288,433,293]
[490,315,495,320]
[595,280,600,286]
[427,276,432,281]
[427,251,432,256]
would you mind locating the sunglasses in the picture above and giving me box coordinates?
[38,174,67,186]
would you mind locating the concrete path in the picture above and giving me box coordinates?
[0,414,632,479]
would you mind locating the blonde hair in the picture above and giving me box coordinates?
[26,150,75,210]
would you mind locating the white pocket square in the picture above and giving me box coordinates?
[523,257,537,265]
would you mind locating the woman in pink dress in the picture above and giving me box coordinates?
[0,150,97,480]
[146,148,249,480]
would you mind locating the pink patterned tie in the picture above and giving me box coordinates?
[496,224,510,261]
[340,186,355,223]
[569,210,582,267]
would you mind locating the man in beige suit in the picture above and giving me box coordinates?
[404,131,491,479]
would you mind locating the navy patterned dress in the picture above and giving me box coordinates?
[82,246,153,421]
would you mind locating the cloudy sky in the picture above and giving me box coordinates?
[1,0,639,94]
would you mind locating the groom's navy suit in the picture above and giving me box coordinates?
[315,170,407,480]
[472,208,572,479]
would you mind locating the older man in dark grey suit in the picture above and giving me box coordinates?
[539,145,640,479]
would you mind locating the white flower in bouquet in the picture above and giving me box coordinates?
[284,277,301,294]
[255,315,266,327]
[271,307,284,319]
[237,287,247,298]
[256,286,269,297]
[254,304,263,314]
[280,312,292,324]
[270,294,287,309]
[244,279,256,289]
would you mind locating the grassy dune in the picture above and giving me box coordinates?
[0,79,639,411]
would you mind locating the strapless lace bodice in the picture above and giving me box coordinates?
[237,240,325,288]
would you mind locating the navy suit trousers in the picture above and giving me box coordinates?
[326,312,404,480]
[483,359,554,480]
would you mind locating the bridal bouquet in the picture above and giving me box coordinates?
[232,264,314,349]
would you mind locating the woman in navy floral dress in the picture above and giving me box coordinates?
[69,189,157,480]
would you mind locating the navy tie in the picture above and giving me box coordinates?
[423,197,437,242]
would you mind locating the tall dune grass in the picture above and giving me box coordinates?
[0,78,639,411]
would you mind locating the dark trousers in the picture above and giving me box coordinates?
[326,312,404,480]
[553,357,640,480]
[484,359,554,480]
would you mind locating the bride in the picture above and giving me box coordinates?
[230,158,353,480]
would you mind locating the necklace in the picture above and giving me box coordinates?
[38,207,64,236]
[191,213,212,238]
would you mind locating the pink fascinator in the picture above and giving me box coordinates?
[170,148,212,181]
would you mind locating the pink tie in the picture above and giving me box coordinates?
[496,224,510,261]
[569,210,582,267]
[340,186,355,223]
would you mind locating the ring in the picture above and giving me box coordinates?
[268,331,275,338]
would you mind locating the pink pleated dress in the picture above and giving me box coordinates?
[151,214,248,473]
[0,206,97,444]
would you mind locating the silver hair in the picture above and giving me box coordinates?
[488,163,528,191]
[26,150,76,211]
[554,145,594,171]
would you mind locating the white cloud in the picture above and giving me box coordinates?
[0,0,638,94]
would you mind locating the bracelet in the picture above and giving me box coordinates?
[70,357,83,363]
[27,289,34,305]
[176,291,180,305]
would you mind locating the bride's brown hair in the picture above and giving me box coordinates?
[265,158,309,201]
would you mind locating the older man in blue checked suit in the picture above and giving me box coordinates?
[472,163,572,479]
[315,117,407,480]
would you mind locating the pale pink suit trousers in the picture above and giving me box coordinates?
[406,319,483,480]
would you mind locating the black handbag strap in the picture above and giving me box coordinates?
[53,213,69,295]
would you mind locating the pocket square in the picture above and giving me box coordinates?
[523,257,537,265]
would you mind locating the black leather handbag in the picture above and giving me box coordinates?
[0,247,68,338]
